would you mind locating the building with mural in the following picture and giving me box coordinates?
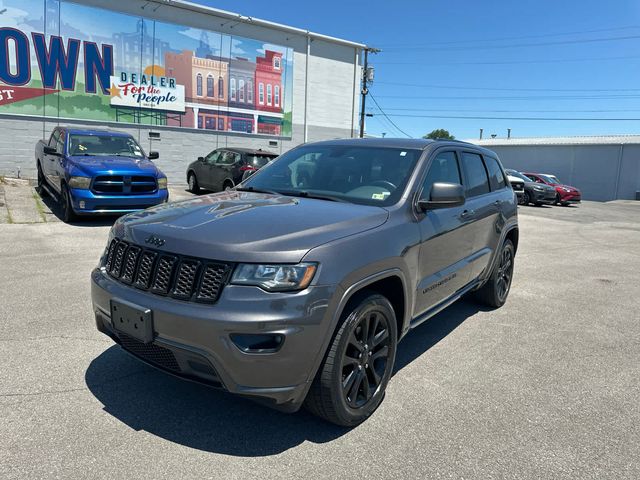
[0,0,366,180]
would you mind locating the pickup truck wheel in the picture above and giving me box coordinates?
[474,239,515,308]
[61,184,76,223]
[187,173,200,193]
[37,163,47,197]
[305,292,397,427]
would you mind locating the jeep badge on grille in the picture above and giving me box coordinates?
[145,235,166,247]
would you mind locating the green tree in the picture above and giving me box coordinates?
[423,129,455,140]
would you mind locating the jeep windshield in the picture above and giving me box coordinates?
[68,134,146,158]
[241,145,422,206]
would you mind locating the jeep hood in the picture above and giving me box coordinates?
[68,156,161,177]
[114,191,389,263]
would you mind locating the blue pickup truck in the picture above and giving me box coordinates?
[35,127,168,222]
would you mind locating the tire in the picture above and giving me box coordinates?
[223,181,234,191]
[554,194,561,206]
[474,239,515,308]
[61,184,76,223]
[187,172,200,194]
[305,292,398,427]
[522,191,530,205]
[36,162,47,197]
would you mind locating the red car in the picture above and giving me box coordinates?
[524,173,581,206]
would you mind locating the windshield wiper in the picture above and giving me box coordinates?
[278,190,344,202]
[235,186,281,195]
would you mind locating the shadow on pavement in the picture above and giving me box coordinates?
[37,187,122,227]
[86,298,483,456]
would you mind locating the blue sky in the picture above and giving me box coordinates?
[195,0,640,139]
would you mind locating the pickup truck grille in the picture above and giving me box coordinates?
[104,238,232,304]
[93,175,157,195]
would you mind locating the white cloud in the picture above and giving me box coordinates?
[256,43,287,56]
[178,27,204,42]
[230,38,246,56]
[0,5,32,30]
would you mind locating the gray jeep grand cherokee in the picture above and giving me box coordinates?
[91,138,518,426]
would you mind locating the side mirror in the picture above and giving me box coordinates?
[43,146,58,155]
[197,156,205,163]
[148,151,159,160]
[418,182,465,211]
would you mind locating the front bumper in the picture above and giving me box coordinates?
[530,189,557,204]
[559,192,581,203]
[70,188,169,215]
[91,267,335,411]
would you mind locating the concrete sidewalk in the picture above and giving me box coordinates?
[0,177,192,224]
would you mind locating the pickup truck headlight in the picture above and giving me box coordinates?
[68,176,91,189]
[158,177,168,189]
[231,263,317,292]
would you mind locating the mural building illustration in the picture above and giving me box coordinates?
[0,0,294,136]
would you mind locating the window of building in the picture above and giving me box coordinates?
[259,83,264,104]
[230,78,236,101]
[267,84,272,105]
[218,118,225,130]
[197,115,203,129]
[218,77,224,98]
[483,156,506,190]
[205,116,215,130]
[274,56,281,70]
[239,79,245,102]
[196,73,203,97]
[420,151,461,200]
[274,85,280,107]
[461,152,490,197]
[207,75,214,97]
[247,80,253,103]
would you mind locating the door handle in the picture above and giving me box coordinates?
[460,209,475,219]
[494,200,502,206]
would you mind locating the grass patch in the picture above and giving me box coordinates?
[32,192,47,223]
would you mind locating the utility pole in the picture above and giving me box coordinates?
[359,47,380,138]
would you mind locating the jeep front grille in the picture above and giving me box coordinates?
[104,238,232,304]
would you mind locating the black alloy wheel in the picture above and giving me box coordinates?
[341,307,392,409]
[495,245,514,304]
[522,191,530,205]
[305,292,398,426]
[474,239,515,308]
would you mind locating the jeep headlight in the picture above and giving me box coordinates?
[158,177,168,189]
[231,263,317,292]
[68,176,91,189]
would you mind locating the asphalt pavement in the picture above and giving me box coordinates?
[1,198,639,479]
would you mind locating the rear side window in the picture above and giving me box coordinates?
[483,156,506,190]
[461,152,490,197]
[420,151,461,200]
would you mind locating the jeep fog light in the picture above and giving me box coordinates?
[231,263,317,292]
[230,333,284,353]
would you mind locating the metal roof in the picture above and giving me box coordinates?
[146,0,367,49]
[468,135,640,146]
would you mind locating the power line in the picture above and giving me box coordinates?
[376,108,640,113]
[376,25,640,48]
[381,33,640,52]
[374,54,640,66]
[369,113,640,121]
[376,94,640,100]
[374,81,640,93]
[368,93,412,138]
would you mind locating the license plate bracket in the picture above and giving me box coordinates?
[110,299,154,344]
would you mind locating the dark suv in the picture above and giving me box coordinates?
[91,138,518,426]
[186,147,277,193]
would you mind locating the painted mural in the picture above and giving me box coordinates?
[0,0,294,136]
